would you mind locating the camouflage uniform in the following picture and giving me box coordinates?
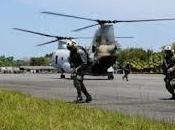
[69,46,92,103]
[162,51,175,99]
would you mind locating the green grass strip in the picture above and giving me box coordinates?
[0,89,174,130]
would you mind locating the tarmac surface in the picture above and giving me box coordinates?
[0,73,175,122]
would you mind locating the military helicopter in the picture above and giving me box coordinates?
[13,28,133,79]
[13,28,81,78]
[40,11,175,79]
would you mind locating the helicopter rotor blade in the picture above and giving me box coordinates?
[73,23,99,32]
[13,28,57,38]
[72,17,175,31]
[41,11,97,22]
[41,11,175,26]
[36,39,58,46]
[61,36,77,40]
[114,18,175,23]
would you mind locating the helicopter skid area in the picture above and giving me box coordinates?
[0,73,175,122]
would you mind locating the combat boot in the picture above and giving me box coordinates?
[85,95,92,103]
[172,94,175,99]
[75,96,83,103]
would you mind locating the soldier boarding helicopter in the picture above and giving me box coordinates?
[41,11,175,79]
[13,28,133,79]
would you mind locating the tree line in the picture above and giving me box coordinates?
[1,43,175,73]
[117,48,163,73]
[0,53,52,67]
[116,42,175,73]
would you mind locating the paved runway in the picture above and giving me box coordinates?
[0,73,175,122]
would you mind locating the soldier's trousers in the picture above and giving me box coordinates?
[73,75,90,98]
[165,79,175,96]
[122,74,128,81]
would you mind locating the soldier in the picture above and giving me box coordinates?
[67,41,92,103]
[162,45,175,99]
[122,62,131,81]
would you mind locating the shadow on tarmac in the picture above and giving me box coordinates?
[159,97,175,101]
[52,77,109,80]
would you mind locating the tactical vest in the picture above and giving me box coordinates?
[69,46,89,68]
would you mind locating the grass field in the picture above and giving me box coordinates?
[0,89,174,130]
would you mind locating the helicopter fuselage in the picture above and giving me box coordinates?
[88,24,117,75]
[52,24,117,79]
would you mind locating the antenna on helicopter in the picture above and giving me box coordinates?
[41,11,175,32]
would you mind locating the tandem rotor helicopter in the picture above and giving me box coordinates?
[14,11,175,79]
[13,28,132,79]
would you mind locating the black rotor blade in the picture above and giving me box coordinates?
[73,23,99,32]
[13,28,57,38]
[41,12,175,24]
[36,39,58,46]
[61,36,77,40]
[115,18,175,23]
[41,11,97,22]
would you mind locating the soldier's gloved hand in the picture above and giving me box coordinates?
[75,67,79,73]
[76,75,83,81]
[75,66,81,74]
[167,68,173,73]
[72,68,78,74]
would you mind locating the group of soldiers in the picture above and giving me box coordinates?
[66,42,175,103]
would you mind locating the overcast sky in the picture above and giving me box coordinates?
[1,0,175,59]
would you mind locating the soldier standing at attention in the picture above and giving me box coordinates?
[67,41,92,103]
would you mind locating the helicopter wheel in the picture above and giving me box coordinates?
[108,73,114,80]
[60,74,65,79]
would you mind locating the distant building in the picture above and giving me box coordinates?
[19,66,57,73]
[0,67,20,73]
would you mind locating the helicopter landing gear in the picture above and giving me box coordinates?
[60,74,65,79]
[107,72,114,80]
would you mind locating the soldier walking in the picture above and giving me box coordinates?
[122,62,131,81]
[67,41,92,103]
